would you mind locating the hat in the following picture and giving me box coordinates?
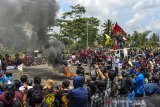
[117,74,123,79]
[43,79,56,89]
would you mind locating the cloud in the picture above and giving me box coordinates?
[133,0,160,11]
[56,9,63,19]
[132,18,160,33]
[56,0,160,33]
[126,13,145,30]
[146,19,160,32]
[153,20,160,30]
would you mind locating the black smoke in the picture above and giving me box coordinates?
[0,0,66,72]
[45,38,67,73]
[0,0,58,47]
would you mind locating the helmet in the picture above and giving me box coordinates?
[90,69,98,80]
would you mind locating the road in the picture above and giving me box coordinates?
[11,64,90,86]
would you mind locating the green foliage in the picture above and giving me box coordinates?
[56,4,160,50]
[148,33,159,48]
[57,4,100,50]
[102,19,114,37]
[62,4,86,19]
[129,31,159,48]
[102,19,114,47]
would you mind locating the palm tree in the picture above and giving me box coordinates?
[102,19,114,47]
[149,33,159,48]
[131,31,151,48]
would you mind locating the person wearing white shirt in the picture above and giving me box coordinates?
[114,56,120,74]
[19,75,33,92]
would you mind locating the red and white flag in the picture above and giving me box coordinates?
[112,23,125,35]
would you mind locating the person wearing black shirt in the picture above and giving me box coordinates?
[76,63,85,77]
[56,79,70,107]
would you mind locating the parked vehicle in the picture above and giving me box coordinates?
[114,48,130,58]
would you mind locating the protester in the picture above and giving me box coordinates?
[91,80,106,107]
[94,64,112,97]
[31,90,48,107]
[14,80,21,92]
[19,75,32,92]
[132,66,145,97]
[144,75,160,96]
[114,56,120,74]
[0,48,159,107]
[67,76,89,107]
[43,79,57,107]
[33,76,43,90]
[76,63,85,77]
[1,58,6,74]
[57,79,70,107]
[0,80,22,107]
[118,72,135,107]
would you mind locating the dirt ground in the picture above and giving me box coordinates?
[11,64,90,86]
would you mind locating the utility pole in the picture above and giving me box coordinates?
[87,21,89,48]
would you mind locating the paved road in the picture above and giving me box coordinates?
[11,64,90,86]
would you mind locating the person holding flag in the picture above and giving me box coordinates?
[112,23,125,36]
[112,23,127,49]
[105,34,112,46]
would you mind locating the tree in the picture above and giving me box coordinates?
[102,19,114,47]
[57,4,100,50]
[52,32,73,49]
[130,31,151,48]
[149,33,159,48]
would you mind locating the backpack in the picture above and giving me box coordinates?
[110,79,118,97]
[119,77,134,95]
[61,92,69,107]
[118,79,128,95]
[44,93,55,107]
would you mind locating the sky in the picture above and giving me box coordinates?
[55,0,160,34]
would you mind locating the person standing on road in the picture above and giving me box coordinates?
[67,76,89,107]
[114,56,120,74]
[1,58,7,74]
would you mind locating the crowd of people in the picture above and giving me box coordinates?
[0,54,22,68]
[0,48,159,107]
[68,48,160,107]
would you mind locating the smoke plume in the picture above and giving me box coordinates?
[0,0,58,46]
[45,38,67,73]
[0,0,66,72]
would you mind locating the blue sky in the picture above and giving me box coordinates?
[56,0,160,34]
